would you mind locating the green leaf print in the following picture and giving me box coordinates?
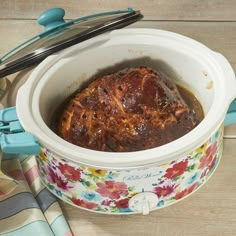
[110,206,120,213]
[173,176,181,181]
[194,153,203,160]
[47,183,55,191]
[80,179,94,188]
[187,164,196,172]
[128,186,135,192]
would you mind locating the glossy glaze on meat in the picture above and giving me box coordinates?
[57,67,200,152]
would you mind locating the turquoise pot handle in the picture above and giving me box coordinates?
[224,99,236,126]
[0,107,40,154]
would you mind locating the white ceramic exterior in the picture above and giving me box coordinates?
[36,125,223,214]
[16,29,236,214]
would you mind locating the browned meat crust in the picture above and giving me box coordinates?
[57,67,199,152]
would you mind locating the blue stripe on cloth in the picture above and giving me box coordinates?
[51,215,72,236]
[0,220,54,236]
[35,188,57,213]
[0,192,39,220]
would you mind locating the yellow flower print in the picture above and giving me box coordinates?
[39,149,48,162]
[80,165,87,170]
[196,143,207,153]
[86,184,97,190]
[88,168,107,177]
[160,162,171,167]
[129,192,138,198]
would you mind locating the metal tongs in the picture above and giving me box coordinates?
[0,9,143,78]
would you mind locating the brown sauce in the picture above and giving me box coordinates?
[176,84,204,123]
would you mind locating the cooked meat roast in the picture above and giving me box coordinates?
[57,67,200,152]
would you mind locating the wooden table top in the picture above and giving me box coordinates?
[0,1,236,235]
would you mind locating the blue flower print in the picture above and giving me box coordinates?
[186,171,201,185]
[81,191,102,202]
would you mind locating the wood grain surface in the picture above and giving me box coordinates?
[0,0,236,21]
[0,1,236,235]
[0,20,236,70]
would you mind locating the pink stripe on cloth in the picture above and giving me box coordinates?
[24,165,39,185]
[64,231,73,236]
[8,169,25,181]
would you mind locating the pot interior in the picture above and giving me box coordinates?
[20,29,227,167]
[37,34,216,128]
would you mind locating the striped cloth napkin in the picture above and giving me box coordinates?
[0,153,73,236]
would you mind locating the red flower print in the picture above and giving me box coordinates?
[208,155,217,172]
[72,198,98,209]
[153,184,177,198]
[164,161,188,179]
[115,198,129,209]
[58,163,81,181]
[47,167,72,191]
[96,181,128,199]
[188,182,198,193]
[200,169,208,179]
[101,199,112,206]
[206,142,217,156]
[199,155,213,169]
[199,142,217,169]
[175,182,198,200]
[175,189,188,200]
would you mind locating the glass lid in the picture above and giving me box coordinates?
[0,8,143,78]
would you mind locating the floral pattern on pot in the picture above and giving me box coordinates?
[37,126,223,214]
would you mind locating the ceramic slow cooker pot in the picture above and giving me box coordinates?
[14,28,236,214]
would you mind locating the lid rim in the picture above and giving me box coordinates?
[0,8,142,78]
